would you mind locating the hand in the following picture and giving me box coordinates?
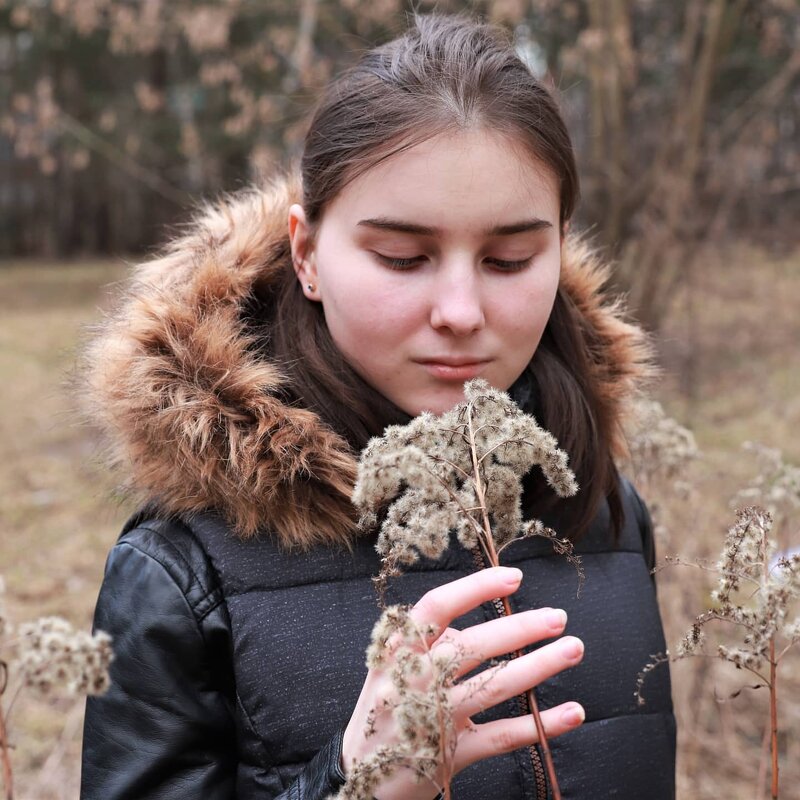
[341,566,585,799]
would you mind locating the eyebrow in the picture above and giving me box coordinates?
[356,216,553,237]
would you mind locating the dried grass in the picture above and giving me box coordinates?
[0,244,797,798]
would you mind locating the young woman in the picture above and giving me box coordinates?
[80,12,675,800]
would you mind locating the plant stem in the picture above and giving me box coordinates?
[466,403,562,800]
[769,639,778,799]
[498,593,560,800]
[0,702,14,800]
[435,656,452,800]
[761,521,778,800]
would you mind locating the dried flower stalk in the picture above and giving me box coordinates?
[734,442,800,555]
[625,399,700,489]
[351,378,581,800]
[0,578,114,800]
[334,604,464,799]
[637,506,799,799]
[624,398,700,545]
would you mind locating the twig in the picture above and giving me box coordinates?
[759,526,780,800]
[659,555,761,588]
[427,453,472,483]
[478,435,544,465]
[0,699,13,800]
[769,638,778,799]
[465,398,561,800]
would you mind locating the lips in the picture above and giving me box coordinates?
[416,357,489,367]
[416,359,490,381]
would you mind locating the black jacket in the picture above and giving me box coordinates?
[81,478,674,799]
[77,176,674,798]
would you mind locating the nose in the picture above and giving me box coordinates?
[429,262,486,336]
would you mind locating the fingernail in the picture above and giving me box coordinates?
[562,704,585,726]
[546,609,567,631]
[562,636,583,660]
[501,567,523,585]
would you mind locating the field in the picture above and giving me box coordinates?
[0,245,798,798]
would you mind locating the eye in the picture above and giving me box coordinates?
[373,253,425,270]
[371,253,535,272]
[488,257,534,272]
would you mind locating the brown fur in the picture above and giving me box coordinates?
[557,232,657,462]
[80,170,654,549]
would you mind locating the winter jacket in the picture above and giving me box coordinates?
[79,171,676,799]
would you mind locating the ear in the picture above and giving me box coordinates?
[288,203,320,301]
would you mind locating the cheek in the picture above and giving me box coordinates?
[504,265,559,339]
[323,266,420,347]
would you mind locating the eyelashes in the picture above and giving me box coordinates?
[379,255,419,269]
[373,253,534,272]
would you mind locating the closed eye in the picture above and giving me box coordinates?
[373,253,534,272]
[486,257,534,272]
[376,254,421,269]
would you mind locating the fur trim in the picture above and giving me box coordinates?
[558,233,658,461]
[79,171,654,548]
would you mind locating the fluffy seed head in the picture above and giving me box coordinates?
[17,616,114,696]
[352,378,579,589]
[626,399,699,485]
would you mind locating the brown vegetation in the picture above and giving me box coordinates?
[3,1,798,336]
[0,240,797,797]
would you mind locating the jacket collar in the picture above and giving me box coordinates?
[82,169,653,548]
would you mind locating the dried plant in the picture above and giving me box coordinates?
[734,443,800,545]
[333,604,462,799]
[637,506,799,799]
[350,378,581,800]
[0,578,114,800]
[624,398,700,545]
[625,398,700,490]
[353,378,581,594]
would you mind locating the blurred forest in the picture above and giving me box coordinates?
[1,2,799,799]
[1,0,799,328]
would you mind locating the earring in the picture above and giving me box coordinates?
[307,283,316,292]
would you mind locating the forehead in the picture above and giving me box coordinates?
[323,129,560,235]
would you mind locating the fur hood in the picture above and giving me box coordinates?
[81,169,653,549]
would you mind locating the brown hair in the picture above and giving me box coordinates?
[261,11,623,539]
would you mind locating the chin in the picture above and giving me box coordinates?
[405,387,469,417]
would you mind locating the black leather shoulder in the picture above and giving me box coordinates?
[115,512,225,622]
[81,516,238,799]
[85,511,359,800]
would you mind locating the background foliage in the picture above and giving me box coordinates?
[1,0,798,327]
[1,1,798,798]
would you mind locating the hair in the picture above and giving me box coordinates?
[260,10,623,539]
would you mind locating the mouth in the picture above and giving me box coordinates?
[416,359,491,381]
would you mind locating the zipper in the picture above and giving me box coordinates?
[470,547,548,799]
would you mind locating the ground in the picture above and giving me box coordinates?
[0,243,797,798]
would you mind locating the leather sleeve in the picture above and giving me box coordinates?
[80,522,349,800]
[80,534,238,799]
[278,729,347,799]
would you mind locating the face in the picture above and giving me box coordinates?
[288,128,562,417]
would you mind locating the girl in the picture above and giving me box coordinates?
[80,12,675,799]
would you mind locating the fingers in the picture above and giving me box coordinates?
[409,567,523,642]
[435,608,568,679]
[453,636,584,718]
[455,702,585,769]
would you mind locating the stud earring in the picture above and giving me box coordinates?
[307,283,316,293]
